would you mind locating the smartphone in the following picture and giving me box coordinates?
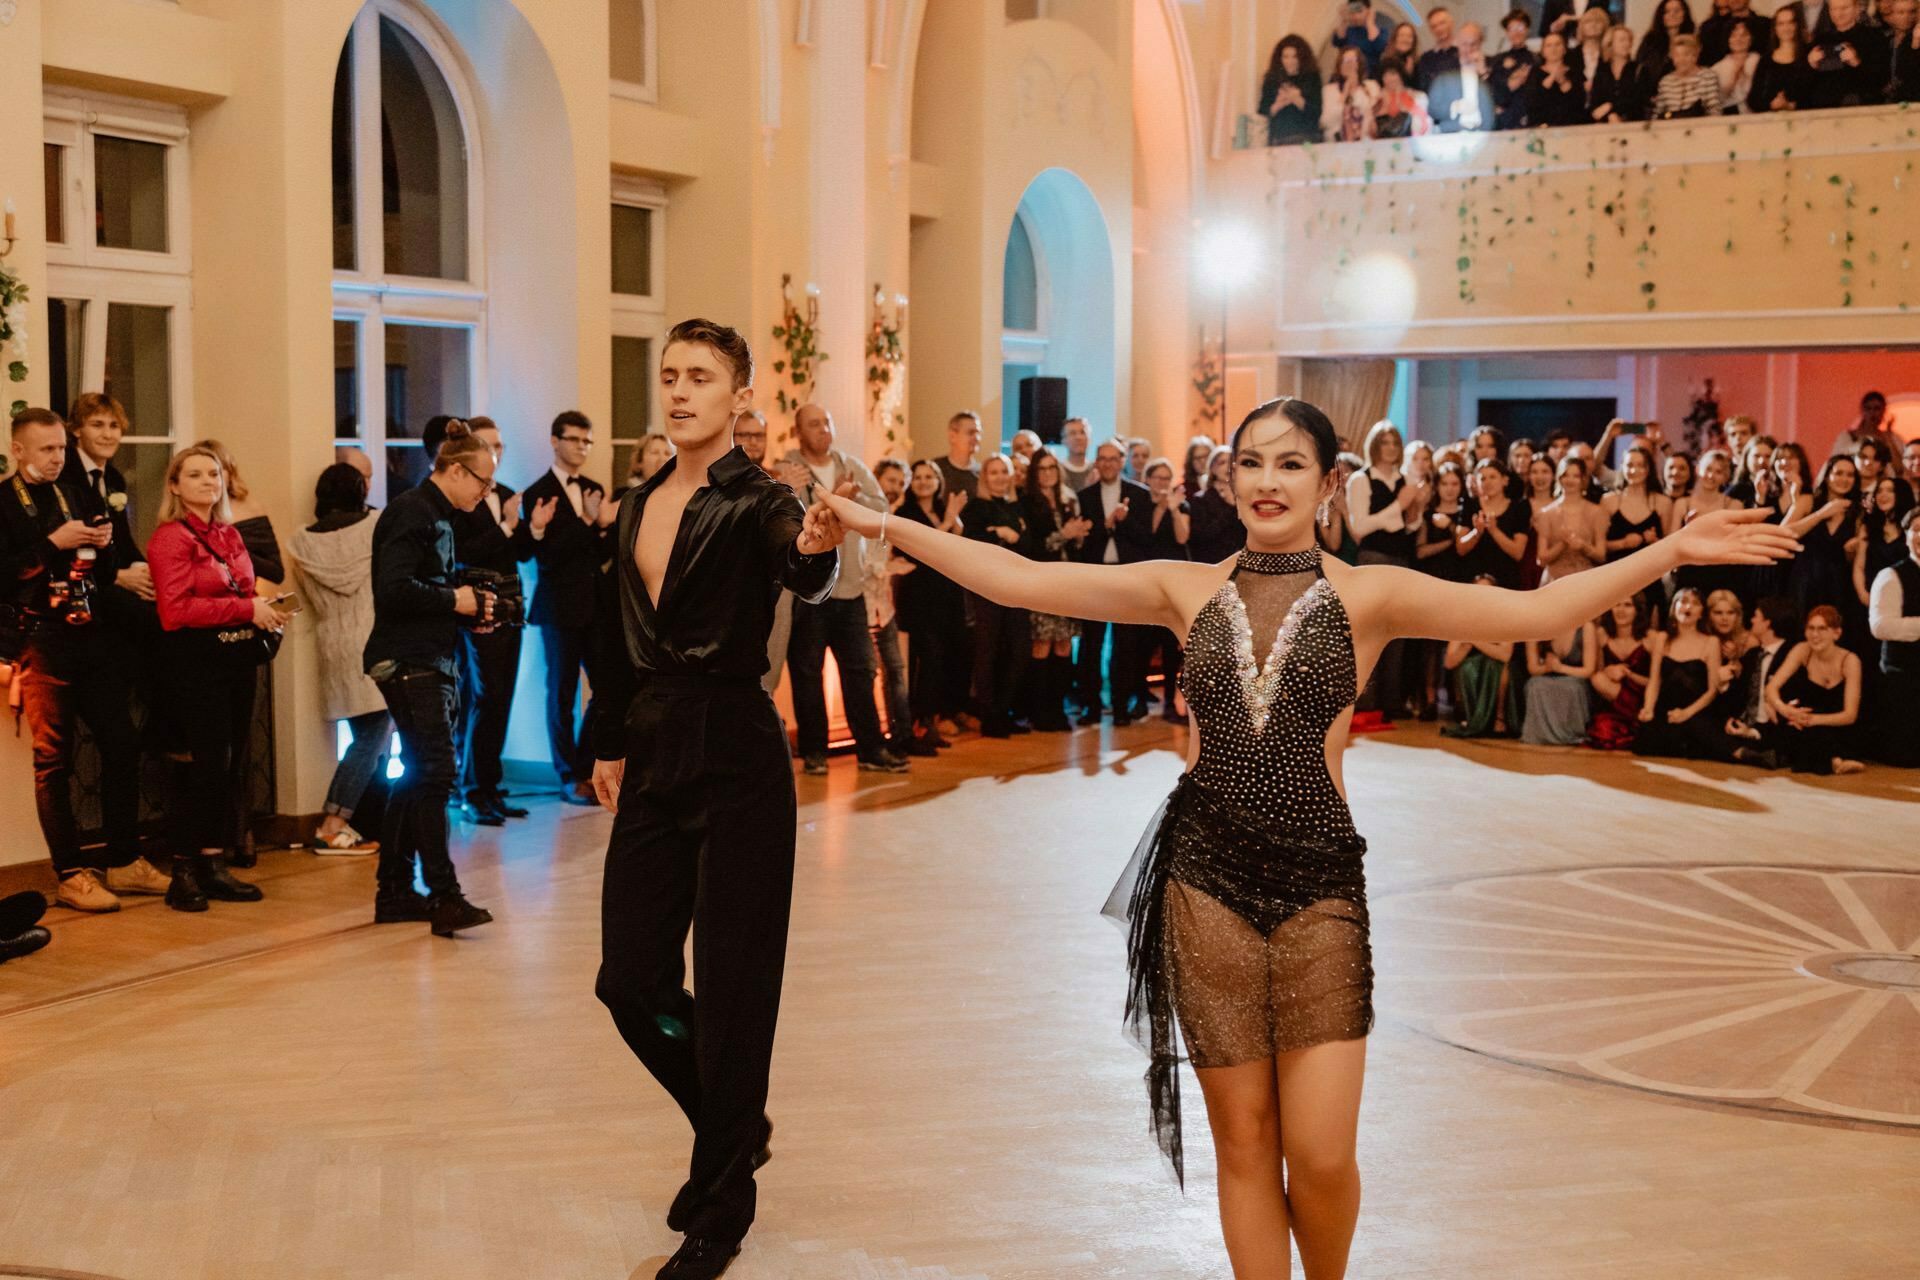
[1619,422,1648,435]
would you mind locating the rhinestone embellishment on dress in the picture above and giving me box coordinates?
[1224,575,1333,734]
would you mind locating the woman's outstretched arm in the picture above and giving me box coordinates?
[822,490,1189,629]
[1354,508,1798,645]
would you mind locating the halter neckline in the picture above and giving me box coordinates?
[1235,548,1322,576]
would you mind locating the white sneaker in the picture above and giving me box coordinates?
[56,869,121,913]
[105,856,171,895]
[310,825,379,855]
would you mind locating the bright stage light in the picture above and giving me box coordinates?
[1195,221,1265,294]
[1329,250,1418,342]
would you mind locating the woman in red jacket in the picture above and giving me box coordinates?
[147,445,290,911]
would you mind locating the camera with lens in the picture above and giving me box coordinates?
[456,567,525,629]
[48,519,105,627]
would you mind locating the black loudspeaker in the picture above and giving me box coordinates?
[1019,376,1069,444]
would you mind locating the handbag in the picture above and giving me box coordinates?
[172,519,282,669]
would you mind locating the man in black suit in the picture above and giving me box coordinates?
[60,393,156,622]
[1073,439,1154,725]
[1729,596,1798,769]
[452,416,531,824]
[517,410,607,802]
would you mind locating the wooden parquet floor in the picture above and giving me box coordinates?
[2,721,1917,1279]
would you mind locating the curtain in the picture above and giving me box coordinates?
[1298,358,1397,453]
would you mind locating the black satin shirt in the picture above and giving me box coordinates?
[592,446,836,760]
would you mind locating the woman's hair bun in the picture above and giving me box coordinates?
[443,418,473,442]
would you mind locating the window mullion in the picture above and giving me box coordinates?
[353,9,384,282]
[360,309,390,508]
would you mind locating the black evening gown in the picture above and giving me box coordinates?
[1777,667,1858,774]
[1632,656,1732,760]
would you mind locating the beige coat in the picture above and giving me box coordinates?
[287,515,387,722]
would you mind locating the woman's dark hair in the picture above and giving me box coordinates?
[873,457,906,483]
[1862,477,1914,539]
[1469,424,1507,458]
[313,462,369,520]
[908,457,947,509]
[1599,592,1654,640]
[1770,3,1809,56]
[1230,397,1342,475]
[1812,453,1859,506]
[1266,35,1322,87]
[1667,587,1709,635]
[1663,451,1695,499]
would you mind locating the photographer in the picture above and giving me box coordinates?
[3,409,159,914]
[452,416,529,825]
[363,421,496,936]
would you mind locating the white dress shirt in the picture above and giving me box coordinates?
[1100,478,1122,564]
[1869,561,1920,644]
[551,464,585,518]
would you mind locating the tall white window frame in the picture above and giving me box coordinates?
[609,0,660,105]
[610,174,668,482]
[330,0,486,506]
[42,90,195,500]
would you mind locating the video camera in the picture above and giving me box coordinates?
[456,567,525,629]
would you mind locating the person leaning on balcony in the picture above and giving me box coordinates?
[1750,4,1818,110]
[1590,24,1650,122]
[1890,0,1920,103]
[1806,0,1890,108]
[1652,34,1724,117]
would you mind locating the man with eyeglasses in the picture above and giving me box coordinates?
[363,421,497,935]
[518,409,609,802]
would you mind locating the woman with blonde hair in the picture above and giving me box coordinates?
[147,446,290,910]
[194,438,285,587]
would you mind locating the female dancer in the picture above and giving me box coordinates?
[821,399,1793,1279]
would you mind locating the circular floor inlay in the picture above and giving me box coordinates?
[1373,865,1920,1129]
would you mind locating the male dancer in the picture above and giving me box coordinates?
[590,319,846,1280]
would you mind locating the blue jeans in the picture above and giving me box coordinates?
[786,596,886,759]
[873,617,910,744]
[324,709,392,820]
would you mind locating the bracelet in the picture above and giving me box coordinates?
[879,511,890,544]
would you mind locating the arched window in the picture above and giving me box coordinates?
[1002,213,1040,333]
[330,1,482,503]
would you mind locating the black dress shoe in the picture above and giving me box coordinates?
[0,926,52,963]
[462,801,506,827]
[656,1235,740,1280]
[374,891,434,923]
[490,796,530,818]
[165,861,209,913]
[200,860,264,902]
[430,894,494,937]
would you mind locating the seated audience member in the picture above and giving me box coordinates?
[1528,30,1590,125]
[1324,46,1382,140]
[1726,595,1798,767]
[1259,35,1324,145]
[1333,0,1393,75]
[1492,9,1539,129]
[1634,588,1733,760]
[1374,62,1435,135]
[1704,587,1758,721]
[1713,21,1762,111]
[286,463,387,855]
[1866,507,1920,766]
[1591,23,1651,121]
[1751,6,1817,111]
[1806,0,1889,109]
[1521,613,1599,745]
[1442,575,1519,737]
[1653,34,1724,116]
[1765,604,1867,774]
[1587,594,1656,749]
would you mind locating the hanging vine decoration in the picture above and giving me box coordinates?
[0,261,28,418]
[865,284,907,446]
[770,273,826,429]
[1191,323,1224,434]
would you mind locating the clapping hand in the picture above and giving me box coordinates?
[1110,498,1131,527]
[530,495,560,532]
[1063,515,1094,540]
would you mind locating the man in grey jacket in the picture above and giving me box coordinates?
[780,404,904,774]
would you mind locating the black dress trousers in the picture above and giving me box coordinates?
[595,674,796,1245]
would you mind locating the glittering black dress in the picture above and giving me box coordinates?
[1105,547,1372,1182]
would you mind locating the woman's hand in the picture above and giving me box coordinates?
[1668,706,1693,724]
[251,598,292,632]
[993,526,1022,546]
[1671,506,1801,567]
[1638,705,1655,723]
[819,488,885,540]
[1064,516,1094,541]
[1432,512,1453,531]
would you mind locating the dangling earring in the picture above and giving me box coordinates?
[1317,498,1331,526]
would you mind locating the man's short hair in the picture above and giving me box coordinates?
[551,409,592,439]
[1095,439,1126,459]
[1427,5,1451,18]
[664,317,754,390]
[11,407,63,438]
[67,392,127,432]
[1755,595,1799,638]
[1502,8,1531,29]
[466,415,498,434]
[949,410,982,429]
[1862,390,1887,406]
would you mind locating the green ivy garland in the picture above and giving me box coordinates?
[865,284,906,446]
[770,273,826,418]
[0,261,29,418]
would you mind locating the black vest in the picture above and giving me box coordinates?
[1884,557,1920,676]
[1358,473,1415,561]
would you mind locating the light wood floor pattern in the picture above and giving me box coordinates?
[3,723,1918,1279]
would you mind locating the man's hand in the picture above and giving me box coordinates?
[597,493,622,527]
[500,493,521,535]
[530,495,560,532]
[1109,498,1131,528]
[796,480,856,555]
[453,585,480,616]
[584,491,603,524]
[115,562,155,601]
[592,757,624,814]
[49,519,111,552]
[776,460,813,493]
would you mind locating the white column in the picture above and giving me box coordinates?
[809,0,869,455]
